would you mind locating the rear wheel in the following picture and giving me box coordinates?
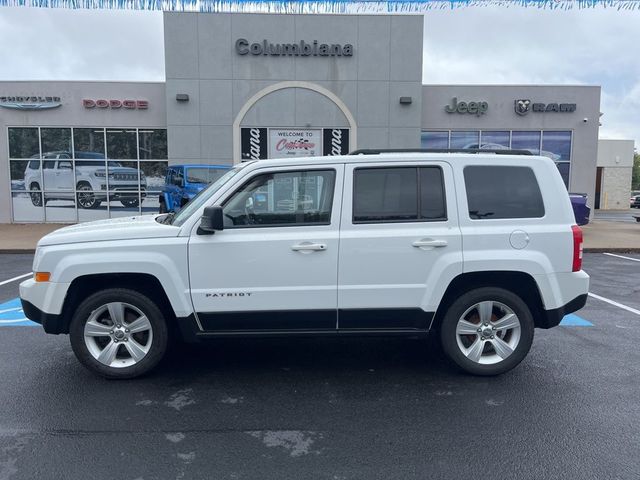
[69,288,169,379]
[29,183,43,206]
[439,287,534,376]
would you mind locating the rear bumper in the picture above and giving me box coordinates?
[21,299,67,334]
[539,293,588,329]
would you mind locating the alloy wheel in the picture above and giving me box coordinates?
[83,302,153,368]
[77,185,96,208]
[455,300,521,365]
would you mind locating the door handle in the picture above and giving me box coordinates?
[412,238,448,249]
[291,242,327,252]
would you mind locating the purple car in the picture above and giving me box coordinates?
[569,193,590,226]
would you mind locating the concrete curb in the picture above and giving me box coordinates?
[584,248,640,253]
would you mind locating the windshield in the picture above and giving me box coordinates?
[171,163,251,227]
[186,167,229,184]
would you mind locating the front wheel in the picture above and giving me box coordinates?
[439,287,534,376]
[76,183,101,209]
[120,198,140,208]
[69,288,169,379]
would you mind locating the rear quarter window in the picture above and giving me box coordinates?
[464,165,544,220]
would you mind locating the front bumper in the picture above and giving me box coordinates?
[19,278,70,334]
[21,299,67,334]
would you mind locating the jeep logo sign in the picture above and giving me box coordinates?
[83,99,148,110]
[445,97,488,116]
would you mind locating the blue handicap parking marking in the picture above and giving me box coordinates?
[560,314,593,327]
[0,298,38,327]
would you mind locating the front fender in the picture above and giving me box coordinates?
[44,239,192,317]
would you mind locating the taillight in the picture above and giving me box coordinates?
[571,225,583,272]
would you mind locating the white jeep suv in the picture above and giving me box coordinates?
[24,152,146,209]
[20,150,589,378]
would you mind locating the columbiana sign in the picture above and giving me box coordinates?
[236,39,354,57]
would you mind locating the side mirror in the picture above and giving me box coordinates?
[174,177,184,187]
[198,206,224,235]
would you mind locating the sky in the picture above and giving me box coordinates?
[0,5,638,146]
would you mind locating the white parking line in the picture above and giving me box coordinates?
[588,292,640,316]
[603,253,640,263]
[0,272,32,287]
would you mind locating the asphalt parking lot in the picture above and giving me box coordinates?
[0,253,639,480]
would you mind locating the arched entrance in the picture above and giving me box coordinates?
[232,81,357,162]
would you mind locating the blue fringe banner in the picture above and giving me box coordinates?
[1,0,639,11]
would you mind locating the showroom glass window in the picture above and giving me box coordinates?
[8,127,168,223]
[138,129,167,160]
[542,131,572,186]
[511,131,541,155]
[40,128,72,156]
[106,129,137,160]
[8,127,40,158]
[450,131,480,150]
[420,129,572,188]
[421,131,449,149]
[479,131,510,149]
[73,128,106,158]
[9,128,43,222]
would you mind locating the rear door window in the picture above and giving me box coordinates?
[353,166,446,223]
[464,166,544,219]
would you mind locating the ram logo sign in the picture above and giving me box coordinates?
[515,99,577,116]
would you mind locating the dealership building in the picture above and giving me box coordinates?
[0,12,615,224]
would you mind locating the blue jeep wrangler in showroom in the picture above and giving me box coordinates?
[158,164,231,213]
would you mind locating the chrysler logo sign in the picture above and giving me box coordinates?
[83,99,148,110]
[515,99,576,116]
[0,96,61,110]
[236,39,353,57]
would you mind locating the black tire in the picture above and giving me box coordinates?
[120,198,140,208]
[159,199,167,213]
[439,287,534,376]
[29,183,43,207]
[69,288,169,379]
[76,182,101,209]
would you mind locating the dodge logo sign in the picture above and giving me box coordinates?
[83,99,148,110]
[515,99,576,116]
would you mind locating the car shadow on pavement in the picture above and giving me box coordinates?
[160,336,454,379]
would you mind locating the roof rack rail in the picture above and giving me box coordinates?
[349,148,533,156]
